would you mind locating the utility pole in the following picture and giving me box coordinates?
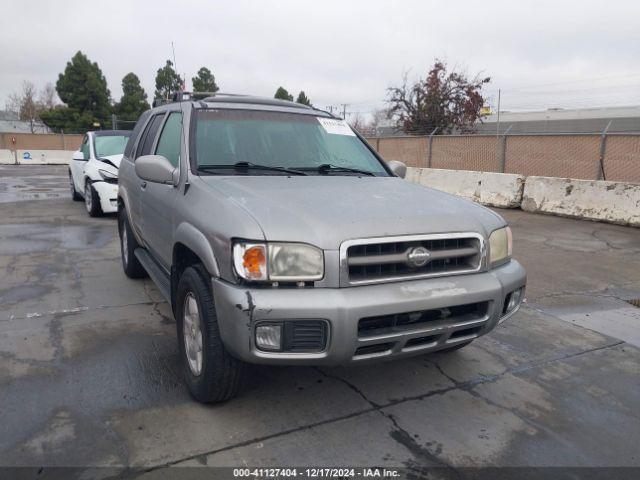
[496,89,501,136]
[341,104,348,119]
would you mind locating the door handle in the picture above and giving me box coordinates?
[140,181,147,189]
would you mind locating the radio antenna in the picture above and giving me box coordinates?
[171,42,182,91]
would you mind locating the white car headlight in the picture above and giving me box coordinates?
[98,169,118,181]
[489,226,512,267]
[233,242,324,282]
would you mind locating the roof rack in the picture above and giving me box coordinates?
[152,91,221,107]
[151,91,334,116]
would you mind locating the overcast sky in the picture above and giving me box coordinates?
[2,0,640,116]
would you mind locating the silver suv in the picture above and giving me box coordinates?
[118,93,526,403]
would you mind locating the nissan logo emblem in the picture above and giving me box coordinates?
[407,246,431,267]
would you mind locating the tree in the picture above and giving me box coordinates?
[115,73,150,122]
[6,81,40,123]
[348,109,390,137]
[39,83,58,110]
[348,113,367,134]
[55,51,111,125]
[295,91,312,106]
[154,60,182,101]
[387,60,490,134]
[192,67,219,93]
[40,106,88,133]
[6,81,61,133]
[40,51,111,132]
[274,87,293,101]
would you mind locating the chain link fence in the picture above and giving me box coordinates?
[366,132,640,183]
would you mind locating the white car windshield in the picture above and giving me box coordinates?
[94,135,129,158]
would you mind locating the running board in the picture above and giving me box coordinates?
[134,248,171,303]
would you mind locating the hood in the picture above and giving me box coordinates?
[203,176,505,249]
[97,154,123,170]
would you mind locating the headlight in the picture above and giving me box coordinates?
[233,242,324,282]
[98,169,118,181]
[489,226,512,267]
[269,243,324,281]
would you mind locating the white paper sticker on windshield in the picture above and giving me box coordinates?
[317,117,356,136]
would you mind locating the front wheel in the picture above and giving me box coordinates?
[84,182,103,217]
[69,171,82,201]
[176,265,245,403]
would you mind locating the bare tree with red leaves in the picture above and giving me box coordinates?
[387,60,490,135]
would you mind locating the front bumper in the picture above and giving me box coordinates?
[92,181,118,213]
[212,260,526,366]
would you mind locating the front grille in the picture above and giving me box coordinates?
[282,320,328,352]
[358,301,488,337]
[344,233,482,285]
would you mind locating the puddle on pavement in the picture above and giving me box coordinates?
[0,223,115,255]
[0,175,70,203]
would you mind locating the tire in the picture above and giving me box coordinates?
[69,171,82,201]
[118,210,148,279]
[176,265,245,403]
[84,181,103,217]
[437,340,473,353]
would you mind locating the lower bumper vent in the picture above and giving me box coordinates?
[358,301,488,337]
[283,320,328,352]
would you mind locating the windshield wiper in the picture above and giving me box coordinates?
[198,162,308,176]
[315,164,375,176]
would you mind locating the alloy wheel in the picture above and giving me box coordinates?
[85,184,92,212]
[183,292,203,376]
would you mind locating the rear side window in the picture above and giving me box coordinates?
[135,114,165,159]
[155,112,183,167]
[124,111,150,158]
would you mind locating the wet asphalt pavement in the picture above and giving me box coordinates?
[1,165,639,475]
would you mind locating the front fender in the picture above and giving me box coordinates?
[174,222,221,278]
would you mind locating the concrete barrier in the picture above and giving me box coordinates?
[405,167,525,208]
[16,150,73,165]
[0,149,16,164]
[522,176,640,226]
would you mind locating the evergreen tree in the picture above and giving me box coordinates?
[274,87,293,101]
[192,67,219,93]
[154,60,182,101]
[115,73,149,122]
[40,51,111,132]
[296,91,312,106]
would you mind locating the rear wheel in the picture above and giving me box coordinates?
[118,210,147,279]
[69,171,82,201]
[84,182,102,217]
[176,265,245,403]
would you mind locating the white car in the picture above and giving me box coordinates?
[69,130,131,216]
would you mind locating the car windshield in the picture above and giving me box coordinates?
[94,135,130,158]
[194,109,389,176]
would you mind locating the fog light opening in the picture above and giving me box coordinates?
[255,324,282,351]
[503,288,524,315]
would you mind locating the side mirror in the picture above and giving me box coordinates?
[135,155,177,185]
[72,151,85,161]
[387,160,407,179]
